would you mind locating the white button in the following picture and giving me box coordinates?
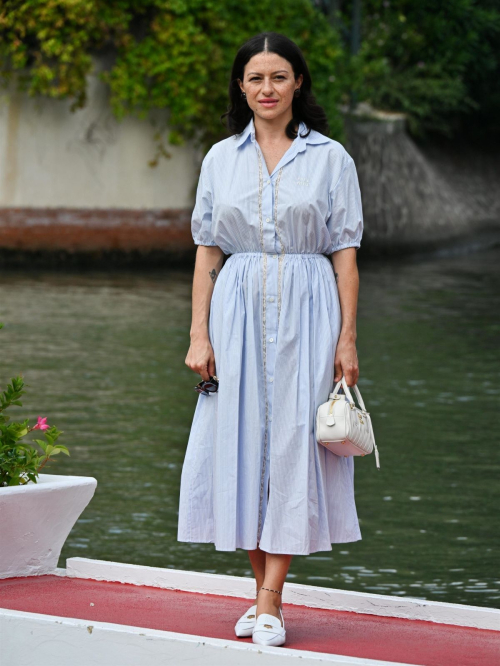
[266,217,271,222]
[268,296,274,302]
[269,377,274,382]
[267,179,271,184]
[269,337,274,342]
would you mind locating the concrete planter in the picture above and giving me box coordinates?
[0,474,97,579]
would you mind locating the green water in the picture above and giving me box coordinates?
[1,247,499,608]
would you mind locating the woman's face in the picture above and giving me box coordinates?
[238,52,302,124]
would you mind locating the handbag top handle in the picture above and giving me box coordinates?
[329,376,368,412]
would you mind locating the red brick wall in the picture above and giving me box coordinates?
[0,208,194,252]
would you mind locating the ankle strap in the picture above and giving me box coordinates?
[258,585,282,595]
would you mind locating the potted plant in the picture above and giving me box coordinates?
[0,323,97,579]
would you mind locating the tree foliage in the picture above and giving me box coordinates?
[0,0,348,154]
[0,0,498,157]
[333,0,500,137]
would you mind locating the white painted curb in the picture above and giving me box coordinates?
[66,557,500,631]
[0,608,419,666]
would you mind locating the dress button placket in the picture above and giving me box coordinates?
[255,144,284,542]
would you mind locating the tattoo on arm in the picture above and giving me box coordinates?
[334,271,339,284]
[209,268,218,285]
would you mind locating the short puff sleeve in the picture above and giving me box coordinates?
[191,153,217,247]
[327,154,363,253]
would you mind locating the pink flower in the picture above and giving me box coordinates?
[33,416,49,431]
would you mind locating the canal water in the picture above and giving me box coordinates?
[1,246,499,608]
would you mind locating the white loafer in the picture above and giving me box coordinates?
[234,603,258,637]
[252,606,286,646]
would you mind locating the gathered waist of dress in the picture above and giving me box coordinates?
[229,251,326,257]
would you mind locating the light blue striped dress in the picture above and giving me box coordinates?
[177,115,364,555]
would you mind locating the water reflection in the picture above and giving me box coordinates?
[1,247,499,608]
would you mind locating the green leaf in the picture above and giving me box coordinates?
[34,439,48,452]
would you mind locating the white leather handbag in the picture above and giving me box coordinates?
[316,376,380,469]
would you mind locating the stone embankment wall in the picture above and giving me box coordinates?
[0,60,201,264]
[344,108,500,254]
[1,69,498,265]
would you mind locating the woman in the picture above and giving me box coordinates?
[178,32,363,647]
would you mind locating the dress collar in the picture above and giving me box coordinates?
[233,115,330,149]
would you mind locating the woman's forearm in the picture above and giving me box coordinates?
[330,248,360,341]
[190,245,224,340]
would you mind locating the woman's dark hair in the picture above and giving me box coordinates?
[221,32,330,140]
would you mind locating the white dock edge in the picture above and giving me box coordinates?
[66,557,500,631]
[0,608,419,666]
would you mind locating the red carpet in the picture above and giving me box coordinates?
[1,575,498,665]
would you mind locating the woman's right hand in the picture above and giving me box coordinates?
[185,334,216,382]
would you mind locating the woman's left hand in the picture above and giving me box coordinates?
[333,332,359,387]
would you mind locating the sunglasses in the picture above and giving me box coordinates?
[194,375,219,396]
